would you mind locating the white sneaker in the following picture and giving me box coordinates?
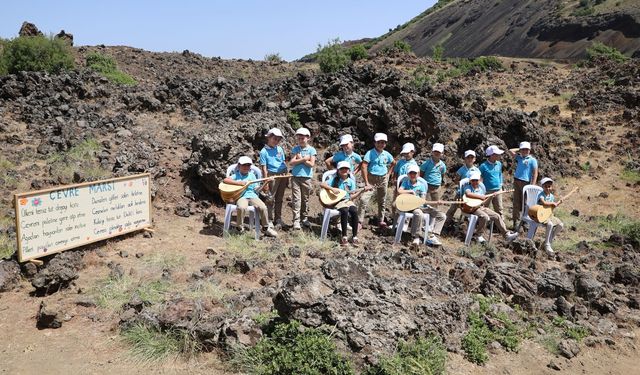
[292,222,301,230]
[544,243,555,257]
[475,236,487,244]
[505,231,518,243]
[411,238,421,249]
[264,227,278,237]
[301,219,311,228]
[426,234,442,246]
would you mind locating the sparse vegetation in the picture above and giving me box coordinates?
[86,52,137,85]
[264,53,283,63]
[586,42,628,63]
[286,110,302,130]
[122,323,201,361]
[432,43,444,61]
[347,44,368,61]
[48,139,110,183]
[363,336,446,375]
[316,38,350,73]
[0,233,15,260]
[0,35,74,75]
[410,65,432,89]
[230,320,355,375]
[93,275,169,310]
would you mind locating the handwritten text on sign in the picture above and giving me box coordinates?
[15,174,152,262]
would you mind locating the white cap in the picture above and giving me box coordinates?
[374,133,388,142]
[267,128,283,137]
[238,156,253,165]
[295,127,311,137]
[469,171,481,180]
[519,141,531,149]
[485,145,504,156]
[339,134,353,146]
[336,161,351,170]
[432,143,444,153]
[540,177,553,185]
[464,150,476,158]
[407,165,420,174]
[400,142,415,154]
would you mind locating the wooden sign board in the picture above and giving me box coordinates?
[14,173,152,262]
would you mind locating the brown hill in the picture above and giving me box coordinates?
[367,0,640,59]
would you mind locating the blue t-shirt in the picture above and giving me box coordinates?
[463,182,487,196]
[332,150,362,172]
[291,145,317,178]
[537,192,555,204]
[456,165,480,179]
[394,158,418,176]
[259,145,287,173]
[363,149,394,176]
[479,161,503,191]
[420,158,447,186]
[400,178,428,198]
[233,170,259,199]
[514,155,538,182]
[330,175,357,201]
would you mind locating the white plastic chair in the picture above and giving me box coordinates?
[393,175,432,244]
[319,170,356,241]
[519,185,544,240]
[222,163,262,240]
[459,178,494,246]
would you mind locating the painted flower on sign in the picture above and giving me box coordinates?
[32,198,42,207]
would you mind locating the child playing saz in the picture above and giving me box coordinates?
[320,161,363,246]
[537,177,565,257]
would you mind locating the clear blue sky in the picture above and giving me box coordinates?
[1,1,435,61]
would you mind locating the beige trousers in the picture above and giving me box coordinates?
[236,197,269,228]
[266,172,288,222]
[409,206,446,238]
[474,206,508,237]
[291,176,312,225]
[484,189,504,218]
[360,174,389,221]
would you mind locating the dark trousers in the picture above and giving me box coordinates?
[339,205,359,237]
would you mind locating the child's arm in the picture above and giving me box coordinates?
[223,177,247,186]
[361,162,371,188]
[531,165,539,185]
[397,186,415,195]
[303,155,316,168]
[324,156,334,169]
[387,159,396,178]
[539,196,558,208]
[320,181,341,194]
[508,148,518,157]
[465,190,487,200]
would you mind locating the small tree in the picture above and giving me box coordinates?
[432,43,444,61]
[0,35,74,75]
[347,44,368,61]
[316,38,349,73]
[393,40,412,53]
[264,53,283,63]
[586,42,628,63]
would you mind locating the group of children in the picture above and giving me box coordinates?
[226,127,564,255]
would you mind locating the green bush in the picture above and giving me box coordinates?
[364,336,446,375]
[621,221,640,244]
[317,38,350,73]
[287,111,301,130]
[0,35,74,75]
[411,65,432,89]
[393,40,412,53]
[432,43,444,61]
[265,53,283,63]
[122,323,201,361]
[347,44,368,61]
[586,42,628,63]
[86,52,136,85]
[231,320,355,375]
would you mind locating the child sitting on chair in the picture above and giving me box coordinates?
[223,156,278,238]
[538,177,565,257]
[320,161,363,246]
[397,165,446,248]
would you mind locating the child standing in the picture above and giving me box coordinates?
[361,133,395,228]
[419,143,447,201]
[289,128,317,230]
[320,161,363,246]
[223,156,278,237]
[324,134,362,174]
[537,177,565,256]
[479,145,505,218]
[259,128,287,228]
[508,141,539,229]
[444,150,480,226]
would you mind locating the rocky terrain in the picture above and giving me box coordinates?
[1,26,640,374]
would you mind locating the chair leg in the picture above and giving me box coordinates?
[422,214,431,245]
[320,209,332,241]
[526,223,538,239]
[223,205,235,237]
[488,221,494,244]
[253,210,260,240]
[394,213,406,244]
[465,215,478,246]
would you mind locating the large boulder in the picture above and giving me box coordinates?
[19,21,43,37]
[31,251,84,295]
[0,260,21,292]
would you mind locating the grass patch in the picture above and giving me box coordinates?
[538,317,590,354]
[122,323,201,362]
[252,310,279,327]
[230,320,354,375]
[0,233,16,260]
[586,41,628,63]
[181,279,230,302]
[48,138,109,182]
[93,275,169,310]
[621,169,640,183]
[363,336,446,375]
[86,52,136,85]
[143,251,186,271]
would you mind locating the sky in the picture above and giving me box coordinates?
[1,1,435,61]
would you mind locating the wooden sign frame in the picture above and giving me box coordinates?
[14,173,153,262]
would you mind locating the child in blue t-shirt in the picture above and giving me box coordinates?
[391,142,418,219]
[419,143,447,201]
[320,161,363,246]
[508,141,539,228]
[479,145,505,218]
[259,128,287,227]
[361,133,395,227]
[324,134,363,174]
[289,128,317,230]
[445,150,480,226]
[537,177,564,257]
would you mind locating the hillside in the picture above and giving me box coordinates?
[367,0,640,59]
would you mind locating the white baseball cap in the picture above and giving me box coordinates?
[485,145,504,156]
[374,133,388,142]
[519,141,531,149]
[295,128,311,137]
[469,171,481,180]
[267,128,283,137]
[336,161,351,170]
[238,156,253,165]
[464,150,476,158]
[540,177,553,185]
[407,165,420,174]
[339,134,353,146]
[400,143,415,154]
[432,143,444,153]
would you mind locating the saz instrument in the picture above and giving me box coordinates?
[394,194,459,212]
[461,190,514,214]
[219,175,290,203]
[319,187,366,208]
[529,187,578,224]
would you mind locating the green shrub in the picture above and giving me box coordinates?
[621,221,640,244]
[347,44,368,61]
[265,53,283,63]
[86,52,136,85]
[231,320,355,375]
[0,35,74,75]
[586,42,628,63]
[393,40,412,53]
[122,323,201,361]
[411,65,432,89]
[287,111,301,130]
[316,38,349,73]
[432,43,444,61]
[364,336,446,375]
